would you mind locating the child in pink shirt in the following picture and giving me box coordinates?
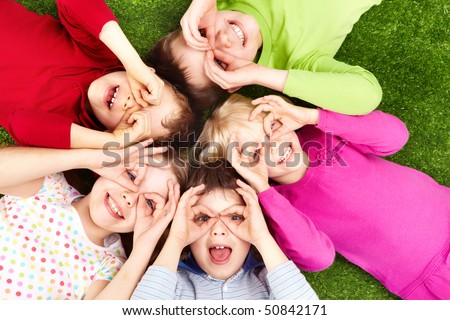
[196,93,450,299]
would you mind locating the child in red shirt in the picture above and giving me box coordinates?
[0,0,194,149]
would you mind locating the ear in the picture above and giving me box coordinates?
[227,86,242,93]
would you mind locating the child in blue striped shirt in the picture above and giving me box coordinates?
[132,163,318,300]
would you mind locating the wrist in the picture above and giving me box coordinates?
[252,181,271,194]
[256,66,288,92]
[308,109,320,125]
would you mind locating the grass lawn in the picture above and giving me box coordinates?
[3,0,449,299]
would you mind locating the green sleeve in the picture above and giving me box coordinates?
[283,53,382,115]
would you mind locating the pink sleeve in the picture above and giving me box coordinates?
[8,109,73,149]
[258,187,335,272]
[56,0,118,55]
[316,109,409,156]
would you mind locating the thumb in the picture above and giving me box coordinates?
[204,25,216,49]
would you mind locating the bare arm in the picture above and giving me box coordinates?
[0,147,92,197]
[99,21,164,106]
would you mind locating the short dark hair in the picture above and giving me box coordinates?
[187,160,242,193]
[147,29,228,113]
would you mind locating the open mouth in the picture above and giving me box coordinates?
[209,245,232,265]
[106,86,119,109]
[105,193,124,220]
[278,144,293,164]
[229,22,245,46]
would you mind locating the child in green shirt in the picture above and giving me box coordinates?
[149,0,383,113]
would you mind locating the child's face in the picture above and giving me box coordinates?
[172,10,262,90]
[89,163,177,234]
[236,119,304,184]
[88,71,180,138]
[190,189,251,280]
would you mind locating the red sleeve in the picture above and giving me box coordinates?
[8,109,73,149]
[258,187,335,272]
[55,0,118,56]
[316,109,409,156]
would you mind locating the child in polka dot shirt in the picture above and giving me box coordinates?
[0,142,183,299]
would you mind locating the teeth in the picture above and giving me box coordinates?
[215,246,225,249]
[230,23,244,45]
[107,195,122,217]
[279,146,293,163]
[108,87,119,108]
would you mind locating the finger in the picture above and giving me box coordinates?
[145,192,166,213]
[171,182,181,207]
[178,186,199,209]
[133,163,148,186]
[142,146,168,158]
[220,204,245,217]
[249,103,271,121]
[262,113,275,137]
[191,204,216,218]
[204,25,215,49]
[257,141,267,165]
[127,111,140,124]
[199,216,218,233]
[131,88,150,108]
[270,126,291,141]
[252,95,281,105]
[235,186,258,207]
[212,49,243,71]
[183,22,209,50]
[115,173,139,192]
[137,194,154,220]
[204,52,229,88]
[227,132,242,166]
[142,89,161,106]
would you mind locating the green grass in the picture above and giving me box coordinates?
[3,0,449,299]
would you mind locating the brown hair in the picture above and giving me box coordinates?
[155,80,200,149]
[187,160,242,193]
[147,29,228,112]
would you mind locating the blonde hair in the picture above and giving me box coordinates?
[193,94,266,164]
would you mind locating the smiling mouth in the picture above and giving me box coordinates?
[106,86,119,109]
[106,193,124,220]
[230,23,245,45]
[279,144,293,164]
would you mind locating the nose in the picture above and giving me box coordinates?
[121,191,138,207]
[215,29,232,48]
[211,219,228,236]
[123,94,138,110]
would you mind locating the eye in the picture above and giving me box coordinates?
[127,171,136,182]
[194,214,210,225]
[230,215,243,221]
[270,121,281,131]
[146,199,155,210]
[250,148,260,161]
[214,59,226,70]
[199,29,206,37]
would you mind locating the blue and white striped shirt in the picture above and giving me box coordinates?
[131,259,318,300]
